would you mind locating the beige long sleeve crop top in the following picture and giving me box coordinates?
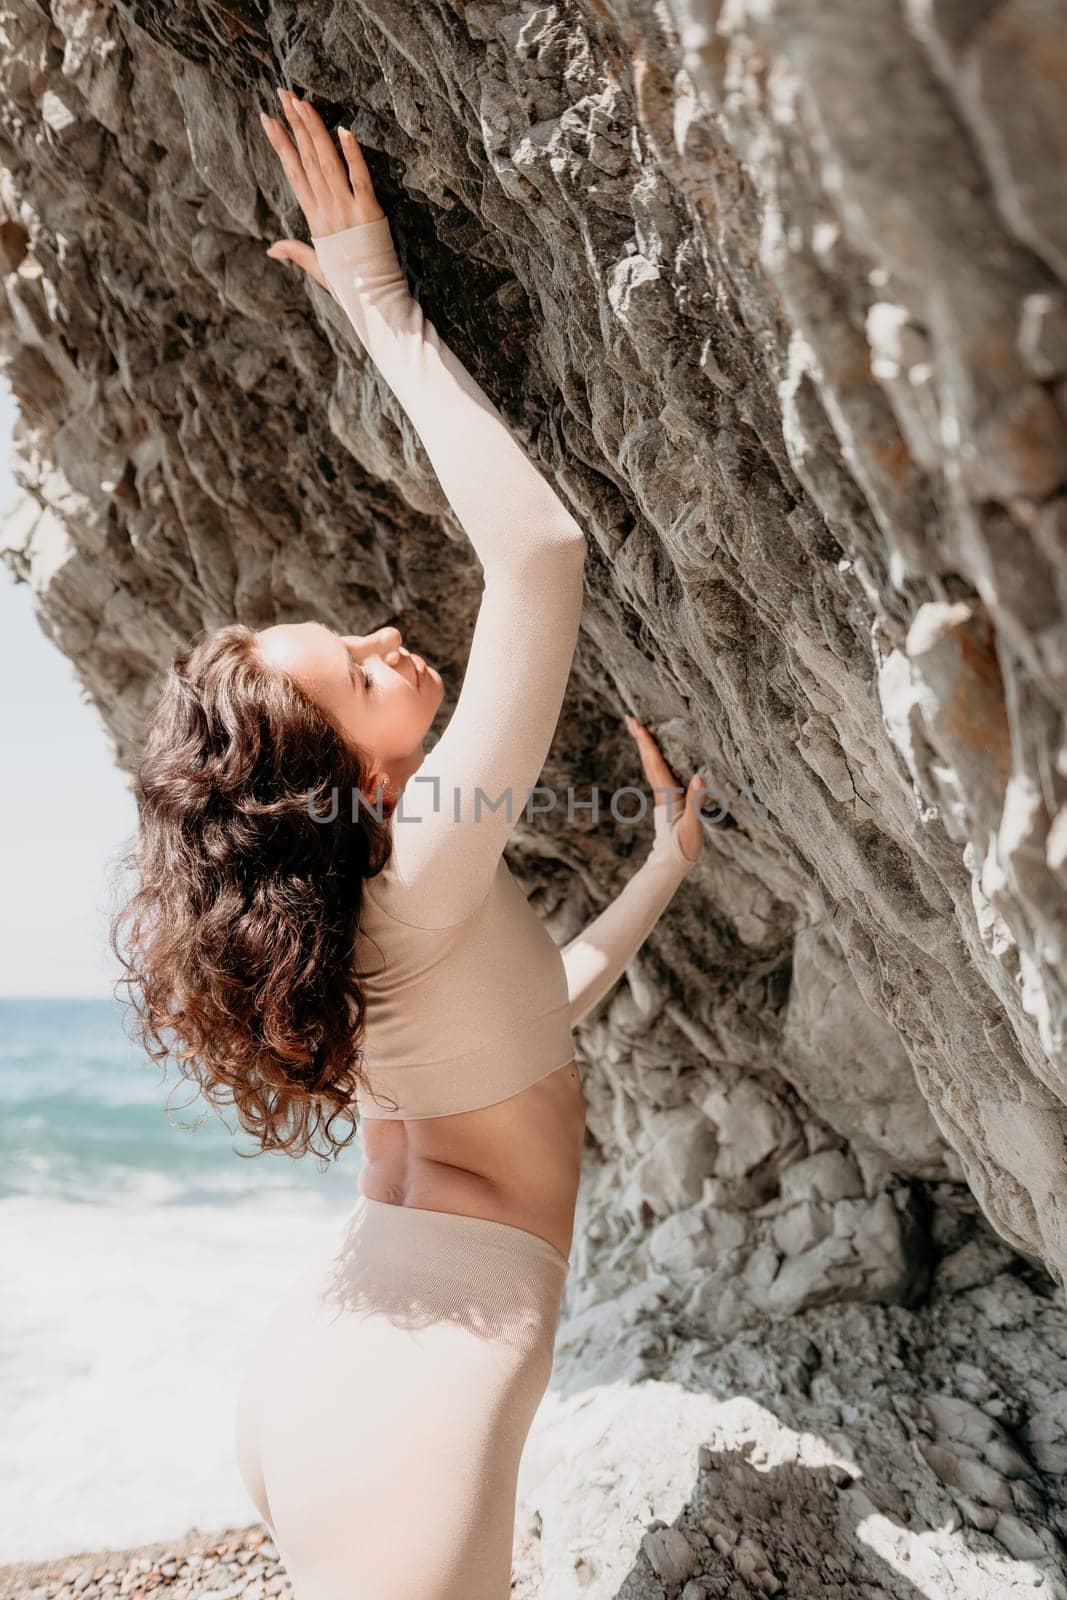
[311,216,698,1121]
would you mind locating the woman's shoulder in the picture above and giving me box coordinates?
[361,850,507,934]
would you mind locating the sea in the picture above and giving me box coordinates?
[0,995,363,1565]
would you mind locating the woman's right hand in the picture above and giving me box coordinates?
[625,716,706,866]
[259,89,386,293]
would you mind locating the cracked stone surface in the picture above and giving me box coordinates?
[1,1,1065,1592]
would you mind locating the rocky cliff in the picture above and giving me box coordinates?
[2,1,1066,1594]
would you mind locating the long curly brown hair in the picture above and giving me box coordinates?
[109,622,399,1165]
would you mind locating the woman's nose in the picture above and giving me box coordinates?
[348,625,402,656]
[376,625,405,661]
[343,625,409,667]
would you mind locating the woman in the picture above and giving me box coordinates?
[113,90,705,1600]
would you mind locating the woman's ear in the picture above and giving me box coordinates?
[361,770,388,802]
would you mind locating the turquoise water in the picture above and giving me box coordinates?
[0,995,362,1561]
[0,994,362,1206]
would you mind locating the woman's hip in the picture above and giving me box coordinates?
[254,1192,569,1344]
[232,1194,571,1596]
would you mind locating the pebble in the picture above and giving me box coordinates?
[0,1529,293,1600]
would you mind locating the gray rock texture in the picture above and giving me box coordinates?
[1,0,1066,1591]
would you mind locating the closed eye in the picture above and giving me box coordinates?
[346,652,372,692]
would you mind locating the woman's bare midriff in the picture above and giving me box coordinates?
[357,1057,586,1261]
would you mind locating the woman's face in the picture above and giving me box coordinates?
[256,621,444,786]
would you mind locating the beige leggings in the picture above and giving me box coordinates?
[232,1193,570,1600]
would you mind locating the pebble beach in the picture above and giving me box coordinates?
[0,1526,289,1600]
[0,1520,546,1600]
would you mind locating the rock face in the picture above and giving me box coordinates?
[2,1,1066,1590]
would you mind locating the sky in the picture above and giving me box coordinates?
[0,382,139,996]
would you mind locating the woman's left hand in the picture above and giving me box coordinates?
[625,716,706,865]
[259,89,387,292]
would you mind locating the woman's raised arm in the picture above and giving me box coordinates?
[262,93,587,928]
[561,721,706,1026]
